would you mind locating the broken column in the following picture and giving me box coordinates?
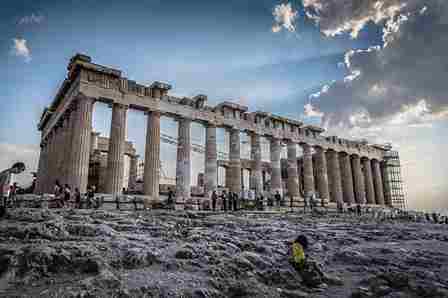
[372,158,385,205]
[67,95,94,193]
[301,143,315,197]
[314,146,330,202]
[106,103,128,195]
[351,154,366,204]
[286,140,300,199]
[250,133,263,196]
[228,128,242,194]
[327,149,343,204]
[204,124,217,197]
[270,138,282,196]
[144,110,161,202]
[362,158,376,204]
[176,117,191,203]
[340,152,355,205]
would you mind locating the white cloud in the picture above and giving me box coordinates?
[11,38,31,62]
[303,102,324,118]
[18,13,45,25]
[272,3,298,33]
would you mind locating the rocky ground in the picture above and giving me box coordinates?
[1,208,448,298]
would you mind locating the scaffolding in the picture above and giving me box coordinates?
[382,150,406,209]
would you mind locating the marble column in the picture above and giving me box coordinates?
[105,103,128,195]
[144,111,161,201]
[34,142,46,194]
[351,154,366,204]
[204,124,217,197]
[327,150,343,204]
[46,131,57,193]
[67,96,94,193]
[228,128,241,194]
[128,154,139,190]
[270,138,282,195]
[372,159,385,205]
[301,143,315,197]
[286,141,300,198]
[176,117,191,202]
[61,116,73,185]
[315,146,330,201]
[250,133,263,196]
[340,152,355,204]
[362,158,376,204]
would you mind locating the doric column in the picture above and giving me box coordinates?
[46,131,57,193]
[327,150,343,204]
[372,159,385,205]
[67,96,94,193]
[340,152,355,204]
[351,154,366,204]
[204,124,217,196]
[228,128,241,193]
[286,141,300,198]
[61,116,73,185]
[34,141,46,194]
[300,143,315,197]
[175,117,191,202]
[362,158,376,204]
[128,154,139,190]
[105,103,128,195]
[144,111,161,200]
[250,133,263,196]
[270,138,282,195]
[314,146,330,201]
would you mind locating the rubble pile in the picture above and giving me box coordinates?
[1,209,447,297]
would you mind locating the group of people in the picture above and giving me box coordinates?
[52,180,98,209]
[208,189,286,212]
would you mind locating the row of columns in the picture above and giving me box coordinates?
[35,96,387,207]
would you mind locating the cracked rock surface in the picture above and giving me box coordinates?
[1,208,448,297]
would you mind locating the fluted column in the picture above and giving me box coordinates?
[46,131,57,193]
[340,152,355,204]
[315,146,330,201]
[105,103,128,195]
[128,154,139,190]
[286,141,300,198]
[144,111,161,200]
[250,133,263,196]
[327,150,343,204]
[301,143,315,197]
[362,158,376,204]
[372,159,385,205]
[204,124,217,196]
[228,128,241,193]
[34,142,46,194]
[270,138,282,195]
[176,118,191,202]
[67,96,94,193]
[61,116,73,185]
[351,155,366,204]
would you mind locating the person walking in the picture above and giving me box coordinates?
[211,190,217,211]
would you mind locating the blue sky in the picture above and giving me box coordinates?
[1,0,447,212]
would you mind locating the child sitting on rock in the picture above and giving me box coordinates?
[290,235,342,288]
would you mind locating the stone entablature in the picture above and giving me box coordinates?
[38,54,387,161]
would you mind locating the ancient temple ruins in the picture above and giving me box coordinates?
[35,54,406,209]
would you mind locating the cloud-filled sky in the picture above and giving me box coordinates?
[1,0,447,212]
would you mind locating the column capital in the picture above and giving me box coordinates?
[144,109,161,117]
[108,102,129,110]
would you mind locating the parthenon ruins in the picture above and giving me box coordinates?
[35,54,405,209]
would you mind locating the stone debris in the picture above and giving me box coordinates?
[0,208,447,297]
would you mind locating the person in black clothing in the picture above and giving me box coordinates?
[167,187,174,209]
[275,191,281,208]
[86,186,95,209]
[233,192,238,211]
[356,204,362,216]
[74,188,81,209]
[221,190,227,212]
[227,191,233,212]
[211,190,217,211]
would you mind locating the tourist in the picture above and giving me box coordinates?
[167,187,174,209]
[221,190,227,212]
[275,191,281,208]
[290,235,336,288]
[63,184,71,208]
[8,183,18,208]
[258,194,264,211]
[303,196,309,213]
[356,204,362,216]
[233,192,238,211]
[211,190,217,211]
[86,186,95,209]
[115,195,120,210]
[74,188,81,209]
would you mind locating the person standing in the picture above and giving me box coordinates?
[275,191,282,208]
[74,188,81,209]
[167,187,174,209]
[303,196,309,213]
[233,192,238,211]
[63,184,71,208]
[221,190,227,212]
[211,190,217,211]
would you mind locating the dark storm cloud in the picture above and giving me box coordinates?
[301,0,448,128]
